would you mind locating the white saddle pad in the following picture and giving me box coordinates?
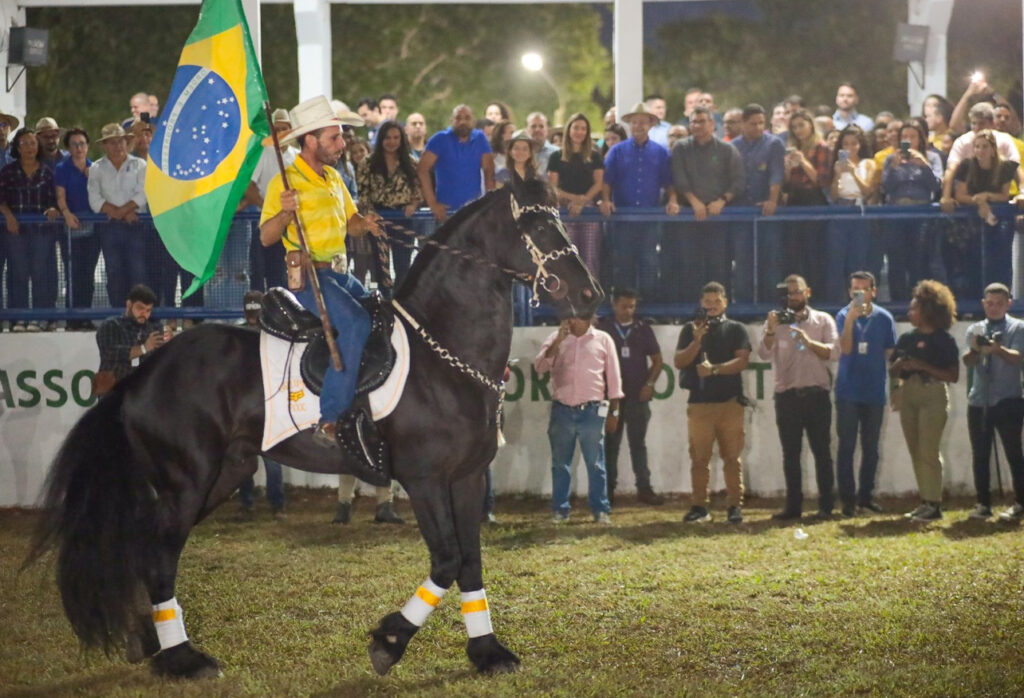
[260,319,410,451]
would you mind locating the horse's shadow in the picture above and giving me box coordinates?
[311,668,477,697]
[838,518,920,538]
[942,518,1020,540]
[4,666,151,698]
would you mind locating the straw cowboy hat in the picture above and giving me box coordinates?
[329,100,364,128]
[34,116,62,134]
[621,102,660,124]
[277,96,348,147]
[0,111,19,130]
[96,123,130,143]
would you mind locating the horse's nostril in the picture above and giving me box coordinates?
[582,288,593,300]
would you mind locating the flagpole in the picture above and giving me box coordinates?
[264,101,344,372]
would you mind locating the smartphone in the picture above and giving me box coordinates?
[838,149,850,163]
[853,290,866,310]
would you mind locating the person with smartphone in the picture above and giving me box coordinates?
[93,284,166,396]
[534,314,623,525]
[826,126,877,303]
[834,271,897,517]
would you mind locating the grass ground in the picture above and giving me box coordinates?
[2,489,1023,698]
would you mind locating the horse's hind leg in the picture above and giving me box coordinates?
[451,470,520,674]
[368,482,461,675]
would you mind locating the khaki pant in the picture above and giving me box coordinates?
[687,399,745,507]
[338,475,393,504]
[898,375,949,503]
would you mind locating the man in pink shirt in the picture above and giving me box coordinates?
[534,314,624,524]
[757,275,840,521]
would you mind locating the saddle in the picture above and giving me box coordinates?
[259,287,396,398]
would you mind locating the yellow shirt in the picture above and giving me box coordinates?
[260,155,357,262]
[871,146,893,192]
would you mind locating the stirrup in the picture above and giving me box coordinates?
[335,397,389,476]
[312,421,339,449]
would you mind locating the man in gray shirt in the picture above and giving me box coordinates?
[667,106,744,303]
[963,283,1024,522]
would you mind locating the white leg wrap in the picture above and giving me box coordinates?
[460,589,493,638]
[400,578,448,627]
[152,598,188,650]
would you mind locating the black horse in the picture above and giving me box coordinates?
[27,179,602,679]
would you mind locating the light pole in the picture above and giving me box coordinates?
[521,52,567,127]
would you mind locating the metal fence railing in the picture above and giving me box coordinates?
[0,204,1018,328]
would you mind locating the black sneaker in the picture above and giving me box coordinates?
[727,506,743,524]
[968,503,992,520]
[841,504,856,518]
[771,509,802,521]
[637,488,666,506]
[859,499,885,513]
[683,506,712,523]
[811,510,832,521]
[909,502,942,521]
[374,501,405,524]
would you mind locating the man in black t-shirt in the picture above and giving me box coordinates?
[674,282,752,523]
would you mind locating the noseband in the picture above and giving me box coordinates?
[511,197,579,307]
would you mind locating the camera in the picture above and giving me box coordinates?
[776,308,797,325]
[694,307,723,327]
[976,331,1003,347]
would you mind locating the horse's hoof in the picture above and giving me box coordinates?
[125,623,160,664]
[367,612,418,676]
[150,641,223,679]
[467,634,521,675]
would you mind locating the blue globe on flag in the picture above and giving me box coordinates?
[151,65,241,182]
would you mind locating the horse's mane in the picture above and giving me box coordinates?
[395,180,555,297]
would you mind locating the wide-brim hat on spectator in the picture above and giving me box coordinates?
[0,112,19,130]
[277,96,345,146]
[97,123,130,143]
[621,102,659,124]
[330,99,364,128]
[34,116,62,134]
[270,108,291,125]
[508,129,540,152]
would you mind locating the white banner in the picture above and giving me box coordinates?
[0,323,993,507]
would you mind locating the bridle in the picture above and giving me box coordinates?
[510,197,580,307]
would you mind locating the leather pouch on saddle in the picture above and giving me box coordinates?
[285,249,308,292]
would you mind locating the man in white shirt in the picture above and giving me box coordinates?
[87,123,148,307]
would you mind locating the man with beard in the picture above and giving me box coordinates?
[260,96,387,468]
[35,117,68,171]
[757,275,839,520]
[417,104,494,223]
[94,284,166,395]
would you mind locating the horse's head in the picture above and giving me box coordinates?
[504,179,603,318]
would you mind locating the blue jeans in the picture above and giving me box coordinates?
[6,225,58,310]
[239,457,285,510]
[835,400,885,506]
[293,267,370,422]
[548,401,611,516]
[98,221,146,307]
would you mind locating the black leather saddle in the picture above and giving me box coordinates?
[260,287,396,399]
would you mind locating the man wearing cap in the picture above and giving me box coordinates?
[0,111,19,169]
[87,123,147,307]
[600,102,677,302]
[260,96,387,466]
[35,117,68,171]
[417,104,494,223]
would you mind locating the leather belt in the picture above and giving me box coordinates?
[555,400,600,410]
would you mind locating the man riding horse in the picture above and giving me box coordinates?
[259,96,386,467]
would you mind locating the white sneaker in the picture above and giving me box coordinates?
[551,512,569,525]
[968,504,992,520]
[998,503,1024,522]
[11,322,25,333]
[595,512,612,525]
[25,321,41,332]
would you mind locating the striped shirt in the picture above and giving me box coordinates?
[261,155,357,262]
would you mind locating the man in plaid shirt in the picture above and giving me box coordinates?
[95,284,166,383]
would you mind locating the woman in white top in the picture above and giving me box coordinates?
[825,126,877,303]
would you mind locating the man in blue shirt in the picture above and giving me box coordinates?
[832,83,874,132]
[835,271,897,517]
[963,283,1024,522]
[731,104,785,303]
[417,104,494,222]
[600,102,678,302]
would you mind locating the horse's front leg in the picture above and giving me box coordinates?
[367,480,461,675]
[451,468,521,674]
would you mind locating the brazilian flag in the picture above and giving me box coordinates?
[146,0,269,297]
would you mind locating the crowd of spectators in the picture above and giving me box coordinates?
[1,75,1023,329]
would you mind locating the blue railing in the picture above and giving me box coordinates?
[0,203,1018,325]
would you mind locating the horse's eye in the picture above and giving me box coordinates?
[535,225,546,234]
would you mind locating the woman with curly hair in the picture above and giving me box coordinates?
[890,279,960,521]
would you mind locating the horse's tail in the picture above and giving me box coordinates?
[24,387,157,654]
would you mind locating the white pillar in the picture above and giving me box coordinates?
[613,0,643,123]
[293,0,332,103]
[907,0,954,112]
[241,0,260,67]
[0,0,27,124]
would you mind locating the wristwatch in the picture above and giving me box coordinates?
[610,409,619,417]
[711,365,720,376]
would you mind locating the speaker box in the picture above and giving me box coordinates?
[8,27,49,67]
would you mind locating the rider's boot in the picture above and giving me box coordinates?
[335,394,390,477]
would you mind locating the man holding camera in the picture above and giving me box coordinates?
[963,283,1024,521]
[835,271,897,517]
[758,275,839,520]
[674,281,751,523]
